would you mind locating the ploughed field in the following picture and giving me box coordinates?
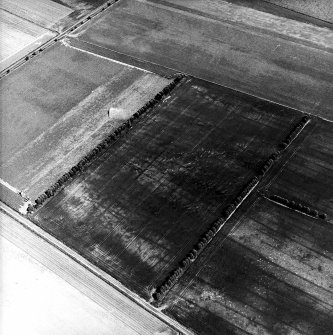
[158,114,333,335]
[163,196,333,335]
[71,0,333,119]
[31,77,306,300]
[0,41,170,203]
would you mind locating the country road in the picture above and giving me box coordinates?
[0,202,190,335]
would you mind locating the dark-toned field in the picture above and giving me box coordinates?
[263,118,333,220]
[31,77,305,299]
[71,0,333,119]
[0,41,170,202]
[163,196,333,335]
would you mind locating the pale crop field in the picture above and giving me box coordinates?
[0,0,73,29]
[0,9,53,62]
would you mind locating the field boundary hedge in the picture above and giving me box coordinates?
[152,114,311,305]
[266,193,327,220]
[27,74,186,213]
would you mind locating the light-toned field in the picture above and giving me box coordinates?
[0,238,140,335]
[0,0,106,34]
[0,203,181,335]
[0,9,55,69]
[0,0,107,71]
[0,0,73,29]
[0,41,170,201]
[164,196,333,335]
[0,181,27,213]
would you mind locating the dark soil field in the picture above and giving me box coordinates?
[71,0,333,119]
[0,41,170,202]
[164,196,333,335]
[263,118,333,221]
[31,77,305,300]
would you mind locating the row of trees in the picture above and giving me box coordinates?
[269,194,327,220]
[153,175,260,303]
[257,115,310,178]
[29,75,186,213]
[259,152,280,176]
[154,115,314,302]
[279,115,310,150]
[153,215,222,303]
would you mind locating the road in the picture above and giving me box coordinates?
[0,202,191,335]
